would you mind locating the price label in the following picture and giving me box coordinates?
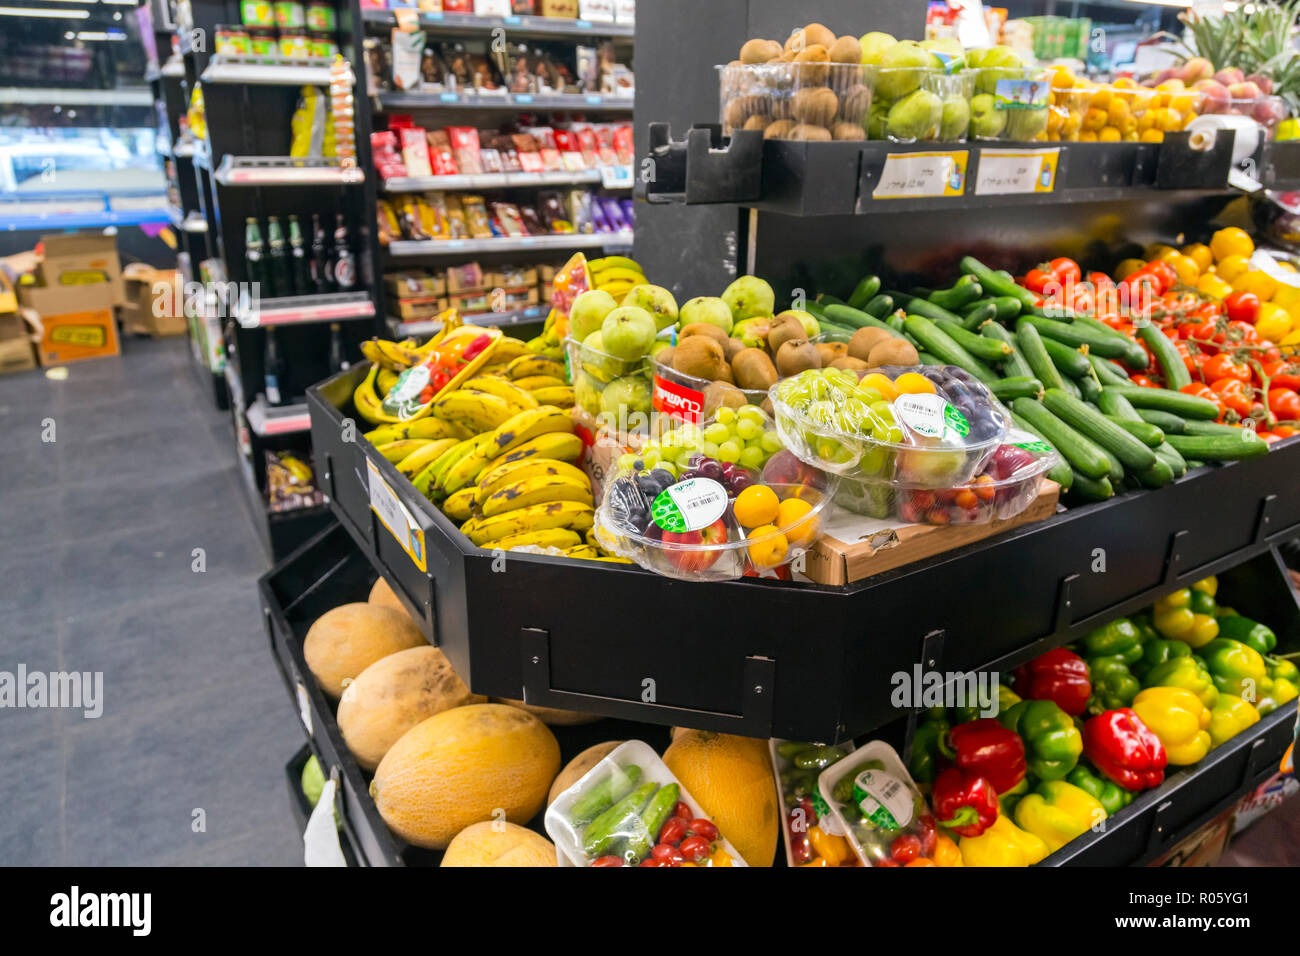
[439,92,459,103]
[600,164,633,189]
[295,680,313,734]
[974,148,1059,195]
[585,94,603,105]
[873,151,968,199]
[367,458,428,572]
[514,93,534,104]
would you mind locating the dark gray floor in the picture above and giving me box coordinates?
[0,337,303,865]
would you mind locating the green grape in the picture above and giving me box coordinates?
[738,405,766,426]
[704,422,731,445]
[852,387,883,405]
[700,440,721,459]
[715,407,737,426]
[860,445,889,474]
[738,446,765,469]
[618,453,637,470]
[735,418,763,441]
[717,440,742,463]
[760,430,783,453]
[641,448,661,468]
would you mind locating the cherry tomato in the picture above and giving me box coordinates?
[1268,387,1300,420]
[1130,374,1157,388]
[798,797,818,828]
[658,816,688,846]
[1049,257,1082,284]
[790,832,813,863]
[1088,271,1116,290]
[679,835,712,862]
[1182,382,1227,417]
[1227,320,1260,344]
[917,814,938,857]
[1202,353,1252,384]
[638,858,671,867]
[1224,291,1261,324]
[1119,273,1159,313]
[651,843,685,863]
[1211,378,1254,417]
[1144,261,1177,293]
[688,818,720,842]
[590,856,624,866]
[1023,267,1055,295]
[890,833,923,864]
[673,801,692,820]
[1272,424,1298,438]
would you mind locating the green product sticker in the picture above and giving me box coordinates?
[851,769,913,831]
[1013,439,1052,453]
[650,477,728,533]
[943,403,970,437]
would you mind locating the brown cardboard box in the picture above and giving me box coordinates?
[37,233,125,306]
[120,266,186,336]
[0,312,36,374]
[539,0,578,16]
[803,480,1061,586]
[20,282,119,365]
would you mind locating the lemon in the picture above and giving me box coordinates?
[1210,226,1254,262]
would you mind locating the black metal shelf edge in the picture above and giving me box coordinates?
[360,8,634,39]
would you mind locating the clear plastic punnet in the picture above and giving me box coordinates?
[593,404,835,581]
[817,740,934,868]
[564,335,652,431]
[834,427,1059,524]
[544,740,749,867]
[770,738,861,867]
[718,62,874,141]
[770,364,1010,488]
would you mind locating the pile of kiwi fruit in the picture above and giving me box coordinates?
[721,22,871,142]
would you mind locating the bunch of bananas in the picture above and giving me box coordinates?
[527,255,648,359]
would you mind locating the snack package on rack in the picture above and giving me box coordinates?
[568,189,594,233]
[371,130,408,179]
[399,126,432,176]
[818,741,937,867]
[544,741,748,867]
[265,450,326,513]
[538,190,571,232]
[771,364,1010,488]
[391,29,425,90]
[528,126,564,171]
[593,406,835,582]
[186,83,207,141]
[425,128,459,175]
[290,85,328,157]
[446,126,483,174]
[376,198,401,244]
[461,194,494,238]
[329,56,357,165]
[423,191,450,238]
[443,194,470,238]
[771,739,861,867]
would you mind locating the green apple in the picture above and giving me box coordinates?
[622,284,679,331]
[939,95,971,140]
[875,42,943,101]
[679,295,734,334]
[970,93,1007,139]
[721,275,775,322]
[776,309,820,339]
[886,88,943,141]
[568,289,618,342]
[859,31,898,66]
[601,305,658,360]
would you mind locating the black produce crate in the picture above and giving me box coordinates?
[1040,547,1300,866]
[309,364,1300,742]
[260,522,672,866]
[284,745,359,867]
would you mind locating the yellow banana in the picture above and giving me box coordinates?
[354,366,400,424]
[481,474,593,518]
[460,376,539,411]
[479,406,574,462]
[442,486,478,522]
[598,282,637,299]
[395,438,459,479]
[585,527,601,549]
[513,374,568,391]
[279,454,313,483]
[590,255,643,275]
[373,338,424,370]
[487,337,533,363]
[440,447,494,496]
[564,544,601,560]
[530,386,574,407]
[377,438,434,464]
[526,335,549,353]
[463,500,595,547]
[416,434,487,498]
[364,418,470,445]
[487,431,584,470]
[475,457,590,509]
[507,354,567,381]
[429,434,495,497]
[492,528,584,551]
[430,389,516,434]
[376,368,400,397]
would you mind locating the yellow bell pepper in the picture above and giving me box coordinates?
[1152,588,1219,648]
[807,825,850,866]
[1014,780,1106,854]
[933,832,963,867]
[1132,686,1212,764]
[958,814,1049,867]
[1208,693,1261,748]
[1191,575,1217,597]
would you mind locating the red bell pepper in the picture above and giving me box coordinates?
[1082,708,1167,792]
[931,767,999,837]
[1013,647,1092,717]
[948,718,1027,794]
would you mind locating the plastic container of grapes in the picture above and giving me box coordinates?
[718,62,874,141]
[564,336,653,434]
[833,428,1059,525]
[817,740,933,868]
[544,740,749,867]
[770,738,860,867]
[770,364,1011,489]
[650,357,768,426]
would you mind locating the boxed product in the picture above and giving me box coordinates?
[771,738,861,867]
[578,0,613,21]
[20,282,120,365]
[120,265,186,337]
[538,0,577,17]
[446,261,486,293]
[0,312,36,374]
[1233,772,1299,834]
[37,233,125,306]
[386,271,447,297]
[817,741,931,867]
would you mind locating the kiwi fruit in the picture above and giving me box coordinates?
[717,361,735,385]
[680,322,729,347]
[848,326,895,361]
[764,119,798,140]
[839,84,872,122]
[793,45,830,85]
[802,23,837,50]
[790,124,832,142]
[655,346,675,368]
[723,97,752,130]
[830,356,871,372]
[828,35,862,65]
[793,87,838,127]
[867,337,921,368]
[831,122,866,141]
[702,381,747,417]
[672,335,727,381]
[776,339,822,377]
[761,396,775,416]
[740,37,779,64]
[766,316,806,355]
[731,348,779,391]
[816,342,848,365]
[722,337,747,362]
[743,114,770,132]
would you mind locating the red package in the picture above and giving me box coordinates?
[592,123,619,166]
[612,124,634,166]
[399,126,432,177]
[443,0,474,11]
[446,126,483,175]
[574,126,600,168]
[528,126,564,172]
[553,129,587,171]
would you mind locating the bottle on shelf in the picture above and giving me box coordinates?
[328,322,349,374]
[310,212,332,294]
[264,326,286,407]
[266,215,288,299]
[244,217,266,299]
[331,213,357,292]
[287,214,311,297]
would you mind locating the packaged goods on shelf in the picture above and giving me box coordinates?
[266,450,327,512]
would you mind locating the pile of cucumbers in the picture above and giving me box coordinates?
[805,257,1269,502]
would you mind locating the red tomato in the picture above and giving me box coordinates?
[678,835,712,862]
[890,833,923,864]
[1130,374,1157,388]
[658,816,688,846]
[1224,291,1261,324]
[1211,378,1253,416]
[1268,387,1300,420]
[1202,353,1251,384]
[590,856,624,866]
[688,818,720,842]
[1049,257,1082,283]
[638,858,671,867]
[1182,383,1227,417]
[1258,431,1283,444]
[1088,271,1116,290]
[917,814,938,857]
[1227,320,1260,344]
[1141,261,1177,293]
[651,843,685,863]
[798,796,819,828]
[1023,268,1059,296]
[1119,274,1159,313]
[1272,425,1298,438]
[673,801,692,820]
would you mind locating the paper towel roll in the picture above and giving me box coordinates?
[1186,113,1262,166]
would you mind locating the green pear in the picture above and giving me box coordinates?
[1005,105,1048,141]
[939,96,971,140]
[875,42,943,101]
[721,275,775,322]
[886,89,943,141]
[679,295,734,334]
[969,92,1007,139]
[568,289,618,342]
[859,31,897,66]
[621,284,678,331]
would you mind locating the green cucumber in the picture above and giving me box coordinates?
[804,300,828,320]
[1180,419,1251,437]
[624,782,679,863]
[1008,410,1074,490]
[817,294,847,309]
[1069,313,1149,368]
[1136,456,1175,488]
[1069,470,1114,501]
[1135,408,1187,434]
[823,303,900,335]
[917,351,945,366]
[1166,432,1269,460]
[1017,320,1067,392]
[1153,441,1187,478]
[890,292,966,325]
[1100,385,1220,420]
[887,311,907,332]
[1021,315,1135,363]
[981,322,1034,379]
[863,293,895,318]
[966,296,1023,322]
[846,275,882,311]
[959,256,1038,308]
[1089,353,1133,386]
[1096,387,1142,421]
[816,323,854,343]
[903,314,999,385]
[959,301,1000,331]
[1185,460,1206,469]
[928,275,983,312]
[1059,376,1083,399]
[1012,397,1111,479]
[936,319,1013,362]
[1105,415,1165,447]
[1030,303,1077,321]
[1042,387,1158,471]
[1138,323,1191,391]
[568,764,643,826]
[991,376,1044,401]
[1078,373,1102,404]
[1041,337,1091,379]
[581,781,658,858]
[1099,444,1126,485]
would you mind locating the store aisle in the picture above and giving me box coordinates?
[0,338,303,865]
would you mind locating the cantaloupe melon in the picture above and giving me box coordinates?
[303,602,427,698]
[440,821,557,867]
[371,703,561,849]
[337,646,486,771]
[368,577,410,618]
[493,697,603,726]
[547,740,624,807]
[662,730,779,867]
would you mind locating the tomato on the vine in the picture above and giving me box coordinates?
[1049,257,1082,284]
[1268,387,1300,420]
[1182,382,1227,417]
[1130,374,1157,388]
[1262,360,1300,391]
[1224,291,1261,324]
[1202,353,1252,384]
[1211,378,1254,416]
[1023,267,1056,295]
[1144,261,1178,292]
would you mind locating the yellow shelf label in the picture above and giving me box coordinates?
[974,148,1060,195]
[873,151,968,199]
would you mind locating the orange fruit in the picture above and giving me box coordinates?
[859,372,899,401]
[777,496,818,546]
[892,372,935,394]
[746,525,789,568]
[1182,243,1213,272]
[733,484,779,528]
[1210,226,1254,262]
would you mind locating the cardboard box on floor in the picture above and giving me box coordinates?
[19,282,119,365]
[0,311,37,374]
[38,233,125,306]
[120,264,186,337]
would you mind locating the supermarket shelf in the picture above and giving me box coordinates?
[0,87,153,106]
[284,745,359,867]
[360,7,634,39]
[640,124,1239,216]
[214,155,365,187]
[309,361,1300,742]
[382,167,632,193]
[247,394,311,436]
[376,90,634,112]
[1260,139,1300,188]
[391,304,545,337]
[238,291,376,328]
[200,54,343,86]
[387,230,633,257]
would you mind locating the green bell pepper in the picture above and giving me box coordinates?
[1131,612,1161,645]
[1256,660,1299,715]
[999,699,1082,781]
[908,710,952,784]
[1066,764,1134,816]
[1079,618,1144,665]
[1267,655,1299,685]
[1086,656,1141,715]
[1142,655,1219,708]
[949,684,1020,725]
[1215,616,1277,656]
[1189,588,1217,617]
[1132,638,1192,681]
[1201,638,1269,700]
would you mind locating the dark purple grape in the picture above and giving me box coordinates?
[729,471,755,493]
[681,469,701,481]
[697,459,724,481]
[649,468,676,489]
